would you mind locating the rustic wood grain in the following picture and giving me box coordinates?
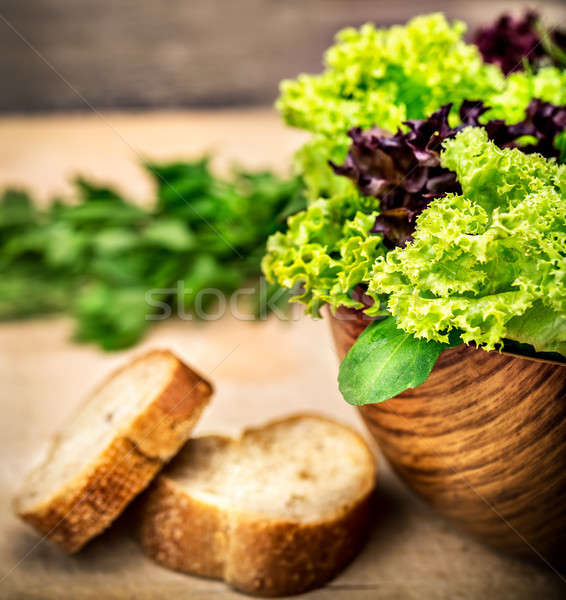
[1,0,563,112]
[327,305,566,561]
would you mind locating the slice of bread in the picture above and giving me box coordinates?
[14,349,212,553]
[139,414,376,596]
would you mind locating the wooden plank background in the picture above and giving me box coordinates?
[0,0,564,112]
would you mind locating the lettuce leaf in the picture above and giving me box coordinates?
[473,11,566,75]
[367,128,566,356]
[486,67,566,125]
[262,188,384,316]
[278,14,503,138]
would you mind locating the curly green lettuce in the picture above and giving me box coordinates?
[487,67,566,123]
[264,13,565,321]
[262,189,383,315]
[277,13,566,200]
[279,14,503,136]
[367,128,565,356]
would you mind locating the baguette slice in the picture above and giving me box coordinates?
[14,349,212,553]
[139,414,376,596]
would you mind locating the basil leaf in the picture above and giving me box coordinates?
[338,316,451,406]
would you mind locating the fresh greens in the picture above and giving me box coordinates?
[336,127,565,405]
[262,190,384,316]
[474,11,566,74]
[368,128,566,356]
[264,11,566,406]
[279,14,500,138]
[338,316,453,405]
[330,99,566,249]
[276,13,566,200]
[264,14,566,318]
[0,162,305,350]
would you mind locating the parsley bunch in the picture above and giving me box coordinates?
[0,160,304,349]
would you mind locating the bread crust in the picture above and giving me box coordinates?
[139,476,228,579]
[15,349,212,553]
[138,415,375,596]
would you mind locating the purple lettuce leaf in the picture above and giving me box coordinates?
[474,11,566,74]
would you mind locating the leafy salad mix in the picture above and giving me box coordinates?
[263,12,566,405]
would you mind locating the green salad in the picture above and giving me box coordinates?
[263,12,566,404]
[276,13,565,200]
[370,128,565,357]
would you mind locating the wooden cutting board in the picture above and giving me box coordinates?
[0,110,564,599]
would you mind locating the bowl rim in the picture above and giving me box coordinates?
[328,301,566,367]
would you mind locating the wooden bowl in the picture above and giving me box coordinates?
[327,304,566,560]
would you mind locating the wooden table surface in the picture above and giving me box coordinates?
[0,110,564,599]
